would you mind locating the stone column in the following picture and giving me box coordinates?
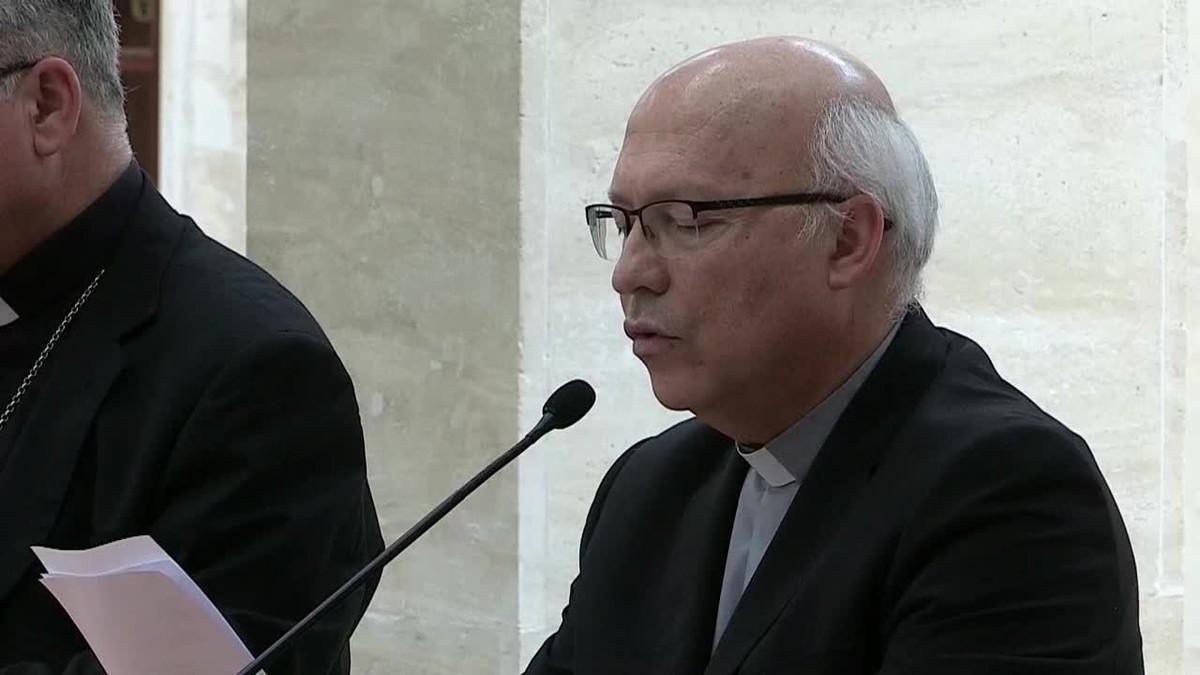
[248,2,522,672]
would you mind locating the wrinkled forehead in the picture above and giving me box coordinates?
[609,79,822,206]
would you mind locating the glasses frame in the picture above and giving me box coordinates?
[584,191,893,259]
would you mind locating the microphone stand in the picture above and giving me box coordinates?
[234,413,556,675]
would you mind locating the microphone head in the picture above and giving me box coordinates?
[542,379,596,430]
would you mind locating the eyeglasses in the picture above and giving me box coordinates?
[584,192,893,260]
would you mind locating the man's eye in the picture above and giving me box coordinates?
[656,213,692,229]
[693,215,728,229]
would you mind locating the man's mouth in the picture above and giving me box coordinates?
[624,321,678,357]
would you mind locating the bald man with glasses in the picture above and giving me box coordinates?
[527,37,1143,675]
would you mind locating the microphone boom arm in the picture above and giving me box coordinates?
[234,413,556,675]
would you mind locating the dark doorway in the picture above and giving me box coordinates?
[114,0,160,183]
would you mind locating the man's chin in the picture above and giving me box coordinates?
[646,371,700,413]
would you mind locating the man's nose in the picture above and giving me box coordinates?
[612,218,669,297]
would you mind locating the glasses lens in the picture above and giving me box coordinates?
[586,206,626,260]
[641,202,698,256]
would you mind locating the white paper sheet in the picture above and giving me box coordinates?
[32,536,254,675]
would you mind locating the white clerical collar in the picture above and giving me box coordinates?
[0,296,17,327]
[736,321,901,488]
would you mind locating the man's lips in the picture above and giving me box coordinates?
[623,320,677,339]
[624,321,678,357]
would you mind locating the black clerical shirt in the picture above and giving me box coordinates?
[0,163,142,469]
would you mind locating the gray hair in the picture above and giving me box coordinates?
[0,0,125,121]
[807,97,939,316]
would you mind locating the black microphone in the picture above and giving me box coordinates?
[234,379,596,675]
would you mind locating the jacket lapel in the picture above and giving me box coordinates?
[0,184,183,601]
[705,308,949,675]
[645,433,748,672]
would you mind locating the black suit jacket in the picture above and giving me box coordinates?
[0,178,384,673]
[527,309,1143,674]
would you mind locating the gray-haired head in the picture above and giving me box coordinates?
[0,0,125,123]
[608,36,939,439]
[808,96,939,317]
[623,37,938,319]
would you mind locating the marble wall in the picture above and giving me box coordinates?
[158,0,246,252]
[1183,1,1200,667]
[246,2,523,673]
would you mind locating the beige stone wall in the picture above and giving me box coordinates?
[519,1,1198,673]
[246,2,522,673]
[1184,0,1200,667]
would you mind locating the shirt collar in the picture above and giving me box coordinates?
[0,162,142,324]
[0,296,17,328]
[737,321,901,488]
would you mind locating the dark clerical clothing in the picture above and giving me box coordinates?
[0,164,384,674]
[527,308,1143,675]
